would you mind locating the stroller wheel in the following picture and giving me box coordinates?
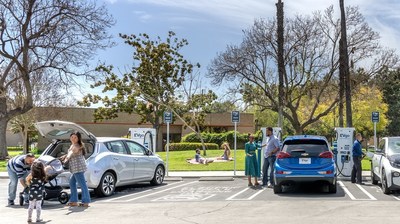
[58,192,69,204]
[19,193,24,206]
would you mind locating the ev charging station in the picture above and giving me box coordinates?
[334,127,355,178]
[128,128,157,153]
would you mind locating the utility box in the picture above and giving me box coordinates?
[128,128,157,153]
[334,127,355,178]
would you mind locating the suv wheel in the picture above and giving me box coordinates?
[273,184,282,194]
[381,170,391,194]
[95,172,116,197]
[328,181,337,193]
[371,162,378,185]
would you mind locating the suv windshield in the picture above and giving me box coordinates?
[388,137,400,154]
[282,139,328,157]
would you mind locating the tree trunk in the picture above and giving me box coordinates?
[23,128,29,154]
[0,118,9,159]
[340,0,353,127]
[276,0,285,129]
[338,38,345,128]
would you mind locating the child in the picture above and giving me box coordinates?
[195,148,213,165]
[26,161,47,223]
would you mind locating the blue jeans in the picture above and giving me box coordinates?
[7,168,28,201]
[262,156,276,185]
[69,172,91,204]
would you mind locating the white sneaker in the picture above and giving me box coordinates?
[36,218,43,223]
[267,183,273,188]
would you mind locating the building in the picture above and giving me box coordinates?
[7,107,255,151]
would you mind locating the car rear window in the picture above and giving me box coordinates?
[282,139,328,157]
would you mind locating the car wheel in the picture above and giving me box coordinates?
[381,170,391,194]
[95,172,116,197]
[58,191,69,204]
[371,163,378,185]
[273,184,282,194]
[150,165,165,186]
[328,182,337,193]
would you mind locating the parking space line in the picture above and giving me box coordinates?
[338,181,356,200]
[226,187,265,201]
[247,188,265,200]
[126,181,199,202]
[392,196,400,201]
[226,187,249,200]
[355,184,377,200]
[104,181,184,202]
[202,194,216,200]
[339,181,377,201]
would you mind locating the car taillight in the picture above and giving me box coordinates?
[319,151,333,158]
[277,151,291,159]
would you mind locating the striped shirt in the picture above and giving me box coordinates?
[7,155,31,178]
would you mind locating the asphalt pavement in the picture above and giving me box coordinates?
[0,170,370,179]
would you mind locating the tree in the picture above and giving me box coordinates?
[0,0,114,159]
[339,0,352,127]
[10,71,75,154]
[79,31,200,146]
[378,68,400,136]
[208,5,398,134]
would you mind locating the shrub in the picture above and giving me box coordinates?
[181,131,250,148]
[165,142,219,151]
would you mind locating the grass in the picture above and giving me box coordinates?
[0,149,372,172]
[158,149,246,171]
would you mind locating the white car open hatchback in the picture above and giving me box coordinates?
[35,120,165,197]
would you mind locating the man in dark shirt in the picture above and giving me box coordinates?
[351,133,365,184]
[7,153,35,206]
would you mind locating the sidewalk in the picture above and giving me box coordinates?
[0,171,370,179]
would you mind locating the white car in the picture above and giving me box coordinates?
[35,120,165,197]
[370,136,400,194]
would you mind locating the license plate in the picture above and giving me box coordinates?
[299,158,311,164]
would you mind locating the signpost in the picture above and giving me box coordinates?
[164,111,172,176]
[231,111,240,175]
[371,112,379,150]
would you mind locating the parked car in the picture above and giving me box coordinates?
[273,135,337,194]
[35,120,165,197]
[370,136,400,194]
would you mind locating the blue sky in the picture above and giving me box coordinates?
[88,0,400,99]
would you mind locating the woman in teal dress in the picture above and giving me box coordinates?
[245,134,264,186]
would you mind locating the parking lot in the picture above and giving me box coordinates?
[1,176,400,223]
[94,177,400,203]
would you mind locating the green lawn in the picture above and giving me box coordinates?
[0,150,372,172]
[158,149,246,171]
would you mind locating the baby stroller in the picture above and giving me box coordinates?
[19,155,69,205]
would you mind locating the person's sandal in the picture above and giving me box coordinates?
[67,202,78,207]
[79,203,90,207]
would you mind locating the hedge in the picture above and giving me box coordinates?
[165,142,219,151]
[181,130,264,148]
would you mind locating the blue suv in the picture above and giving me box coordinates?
[273,135,337,193]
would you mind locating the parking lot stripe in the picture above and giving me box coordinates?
[126,181,199,202]
[338,181,356,200]
[225,187,249,200]
[247,188,265,200]
[392,196,400,201]
[355,184,377,200]
[104,181,184,202]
